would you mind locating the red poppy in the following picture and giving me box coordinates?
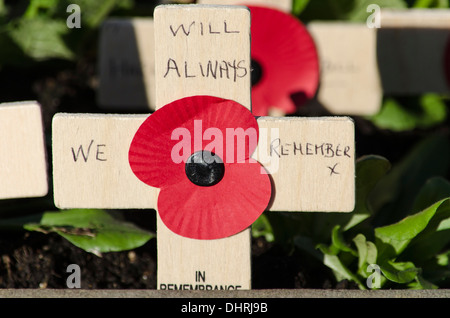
[128,95,272,240]
[247,5,319,116]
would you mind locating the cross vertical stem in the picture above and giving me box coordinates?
[153,5,253,290]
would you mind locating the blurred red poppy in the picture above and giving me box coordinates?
[247,5,319,116]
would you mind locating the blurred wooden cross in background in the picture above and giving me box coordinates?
[0,101,48,200]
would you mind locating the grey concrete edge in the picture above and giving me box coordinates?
[0,289,449,298]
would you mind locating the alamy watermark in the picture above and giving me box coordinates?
[366,264,381,289]
[66,4,81,29]
[366,4,381,29]
[170,121,280,174]
[66,264,81,288]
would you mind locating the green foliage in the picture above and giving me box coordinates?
[252,213,275,243]
[297,0,407,22]
[368,95,448,132]
[0,0,133,66]
[295,0,450,21]
[26,209,154,256]
[0,209,155,256]
[412,0,449,8]
[292,0,310,16]
[254,136,450,289]
[369,135,450,225]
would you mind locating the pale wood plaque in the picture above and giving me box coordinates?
[378,9,450,95]
[255,116,355,212]
[52,113,158,209]
[0,101,48,199]
[98,18,156,111]
[308,23,382,116]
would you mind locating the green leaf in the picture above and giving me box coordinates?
[0,29,31,67]
[291,156,390,263]
[344,155,391,230]
[321,253,366,289]
[24,209,155,255]
[1,0,135,64]
[0,0,7,18]
[418,94,448,127]
[401,199,450,264]
[413,0,449,7]
[353,234,368,272]
[411,177,450,214]
[292,0,310,15]
[317,230,366,289]
[369,135,450,225]
[9,17,75,61]
[353,234,378,275]
[413,0,434,6]
[331,225,357,256]
[375,198,450,260]
[436,250,450,266]
[408,275,438,289]
[366,241,378,265]
[369,98,416,131]
[369,95,447,132]
[23,0,59,19]
[293,156,390,246]
[380,260,420,284]
[252,213,274,242]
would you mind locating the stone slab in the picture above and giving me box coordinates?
[0,288,448,298]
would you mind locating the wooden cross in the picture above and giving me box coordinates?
[0,101,48,199]
[52,4,354,289]
[308,22,382,116]
[309,9,450,116]
[97,0,291,112]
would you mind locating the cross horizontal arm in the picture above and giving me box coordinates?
[52,113,158,209]
[52,113,354,212]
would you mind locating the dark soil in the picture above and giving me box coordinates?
[0,220,350,289]
[0,206,347,289]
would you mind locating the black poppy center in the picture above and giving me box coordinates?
[185,151,225,187]
[251,59,263,87]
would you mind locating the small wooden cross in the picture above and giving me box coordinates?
[0,101,48,199]
[52,4,354,289]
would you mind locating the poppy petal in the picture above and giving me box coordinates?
[128,95,259,188]
[247,5,319,116]
[157,161,272,240]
